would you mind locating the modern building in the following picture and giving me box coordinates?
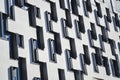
[0,0,120,80]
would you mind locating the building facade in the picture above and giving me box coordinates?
[0,0,120,80]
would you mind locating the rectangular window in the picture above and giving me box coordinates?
[88,30,94,47]
[18,57,28,80]
[105,8,111,22]
[54,33,62,54]
[10,33,18,60]
[109,39,116,55]
[95,2,102,17]
[65,10,72,28]
[71,0,79,15]
[15,0,24,7]
[10,67,18,80]
[49,39,57,62]
[40,62,48,80]
[69,38,77,59]
[78,16,85,33]
[36,27,45,50]
[16,34,24,48]
[101,27,108,42]
[83,45,91,65]
[58,69,66,80]
[85,0,92,12]
[31,38,39,63]
[82,0,89,17]
[36,7,41,18]
[50,2,58,22]
[90,23,97,40]
[74,70,83,80]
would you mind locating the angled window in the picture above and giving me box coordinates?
[16,34,24,48]
[90,23,97,40]
[50,2,58,22]
[65,10,72,28]
[36,27,45,50]
[83,45,91,65]
[9,66,19,80]
[95,2,102,17]
[36,7,41,18]
[58,69,66,80]
[74,70,83,80]
[10,33,18,60]
[59,0,70,10]
[78,16,85,33]
[109,39,116,55]
[40,62,48,80]
[101,27,108,42]
[105,8,111,22]
[49,39,57,62]
[30,38,39,63]
[71,0,79,15]
[85,0,92,12]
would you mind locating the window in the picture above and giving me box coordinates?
[36,27,45,50]
[94,10,100,26]
[0,12,7,38]
[95,2,102,18]
[74,70,83,80]
[65,10,72,28]
[30,38,39,63]
[83,45,91,65]
[49,39,57,62]
[78,16,85,33]
[118,42,120,52]
[36,7,41,18]
[88,30,94,47]
[50,2,58,22]
[80,54,88,75]
[18,57,28,80]
[28,5,36,27]
[58,69,66,80]
[16,34,24,48]
[90,23,97,40]
[74,20,82,39]
[15,0,24,7]
[99,35,105,52]
[54,33,62,54]
[102,56,111,75]
[85,0,92,13]
[46,11,53,32]
[104,15,110,31]
[105,8,111,22]
[109,39,116,55]
[69,38,77,59]
[59,0,70,10]
[10,67,19,80]
[10,33,18,60]
[101,27,108,42]
[40,62,48,80]
[110,59,120,77]
[95,48,103,66]
[66,49,73,70]
[71,0,79,15]
[82,0,89,17]
[92,53,99,73]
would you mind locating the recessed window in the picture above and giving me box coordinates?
[58,69,66,80]
[65,10,72,28]
[95,2,102,17]
[16,34,24,48]
[71,0,79,15]
[9,66,18,80]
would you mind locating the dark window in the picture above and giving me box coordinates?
[74,70,83,80]
[15,0,24,7]
[18,57,28,80]
[99,35,105,52]
[71,0,79,15]
[105,8,111,22]
[104,15,110,31]
[80,54,88,75]
[50,2,58,22]
[101,27,108,42]
[74,20,82,39]
[10,33,18,60]
[110,59,120,77]
[78,16,85,33]
[46,11,53,32]
[0,12,7,38]
[95,48,103,66]
[109,39,116,55]
[85,0,92,12]
[16,34,24,48]
[30,38,39,63]
[82,0,89,17]
[36,27,45,50]
[114,13,120,27]
[69,38,77,59]
[90,23,97,40]
[83,45,91,65]
[92,53,99,73]
[66,49,73,70]
[65,10,72,28]
[36,7,41,18]
[54,33,62,54]
[94,10,100,26]
[40,62,48,80]
[49,39,57,62]
[59,0,65,9]
[102,56,111,75]
[58,69,66,80]
[9,67,18,80]
[88,30,94,47]
[95,2,102,18]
